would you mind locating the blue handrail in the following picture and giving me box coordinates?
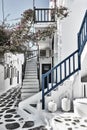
[42,10,87,109]
[42,50,79,109]
[78,10,87,55]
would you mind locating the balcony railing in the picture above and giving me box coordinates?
[34,7,56,23]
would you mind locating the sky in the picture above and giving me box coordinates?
[0,0,49,24]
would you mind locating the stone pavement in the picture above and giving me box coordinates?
[0,87,47,130]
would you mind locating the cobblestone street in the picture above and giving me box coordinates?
[0,87,47,130]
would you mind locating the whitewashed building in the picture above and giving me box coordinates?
[0,52,24,94]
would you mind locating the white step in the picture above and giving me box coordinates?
[26,65,37,68]
[25,68,37,71]
[21,88,39,93]
[23,78,39,82]
[26,65,36,67]
[24,75,37,79]
[24,77,37,80]
[23,79,39,82]
[26,65,37,67]
[22,84,39,89]
[25,70,37,72]
[25,72,37,75]
[25,73,37,76]
[23,82,39,86]
[26,64,36,65]
[26,62,36,64]
[25,71,37,73]
[26,64,36,66]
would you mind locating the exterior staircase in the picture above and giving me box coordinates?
[21,57,39,100]
[42,10,87,109]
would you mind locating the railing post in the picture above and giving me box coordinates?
[86,10,87,34]
[60,64,62,81]
[78,33,81,51]
[73,55,75,71]
[64,61,66,78]
[51,71,53,88]
[47,75,49,91]
[42,74,45,109]
[56,68,57,83]
[78,51,81,70]
[78,33,81,70]
[69,58,71,74]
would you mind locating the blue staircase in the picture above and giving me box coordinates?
[42,10,87,109]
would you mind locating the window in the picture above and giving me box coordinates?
[40,49,51,57]
[40,50,46,57]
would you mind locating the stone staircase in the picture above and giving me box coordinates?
[21,58,39,100]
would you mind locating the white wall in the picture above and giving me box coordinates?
[0,52,24,94]
[71,39,87,98]
[58,0,87,100]
[62,0,87,59]
[72,72,83,99]
[0,65,4,95]
[81,42,87,77]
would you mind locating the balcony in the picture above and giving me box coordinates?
[34,7,56,23]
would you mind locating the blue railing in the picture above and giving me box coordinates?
[42,10,87,109]
[78,10,87,55]
[42,50,79,109]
